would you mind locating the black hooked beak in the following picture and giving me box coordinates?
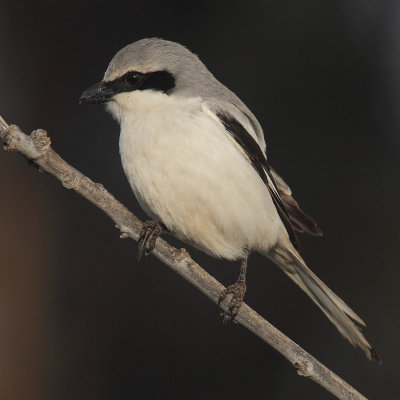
[79,81,114,104]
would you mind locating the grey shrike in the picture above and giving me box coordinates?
[80,38,378,360]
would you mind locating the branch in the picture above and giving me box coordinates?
[0,114,367,400]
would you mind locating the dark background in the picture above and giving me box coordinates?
[0,1,399,399]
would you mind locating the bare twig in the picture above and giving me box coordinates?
[0,114,367,400]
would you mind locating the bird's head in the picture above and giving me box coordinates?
[79,38,214,121]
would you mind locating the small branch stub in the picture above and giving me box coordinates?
[31,129,51,153]
[295,360,312,377]
[61,172,80,190]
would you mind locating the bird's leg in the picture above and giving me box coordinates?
[137,220,163,260]
[218,256,248,324]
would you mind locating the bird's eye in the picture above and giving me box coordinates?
[125,72,141,85]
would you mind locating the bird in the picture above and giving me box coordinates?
[80,38,378,361]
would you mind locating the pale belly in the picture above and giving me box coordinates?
[118,98,284,260]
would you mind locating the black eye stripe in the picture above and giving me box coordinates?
[139,71,175,93]
[105,71,144,93]
[124,71,143,85]
[106,70,175,95]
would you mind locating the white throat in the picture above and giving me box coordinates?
[106,90,172,125]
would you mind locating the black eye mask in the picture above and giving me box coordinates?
[79,70,175,104]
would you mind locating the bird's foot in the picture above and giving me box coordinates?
[218,281,246,324]
[138,220,163,260]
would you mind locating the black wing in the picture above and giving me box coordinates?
[217,112,322,249]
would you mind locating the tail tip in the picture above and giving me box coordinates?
[369,347,382,365]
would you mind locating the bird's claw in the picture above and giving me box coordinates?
[218,281,246,324]
[137,220,162,260]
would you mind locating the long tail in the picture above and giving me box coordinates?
[267,245,379,361]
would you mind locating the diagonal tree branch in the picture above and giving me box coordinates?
[0,114,368,400]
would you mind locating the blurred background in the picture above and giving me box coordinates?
[0,1,399,399]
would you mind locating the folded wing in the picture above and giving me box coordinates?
[204,101,322,248]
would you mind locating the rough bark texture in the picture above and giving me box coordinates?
[0,114,367,400]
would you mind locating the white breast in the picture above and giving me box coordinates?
[112,90,286,260]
